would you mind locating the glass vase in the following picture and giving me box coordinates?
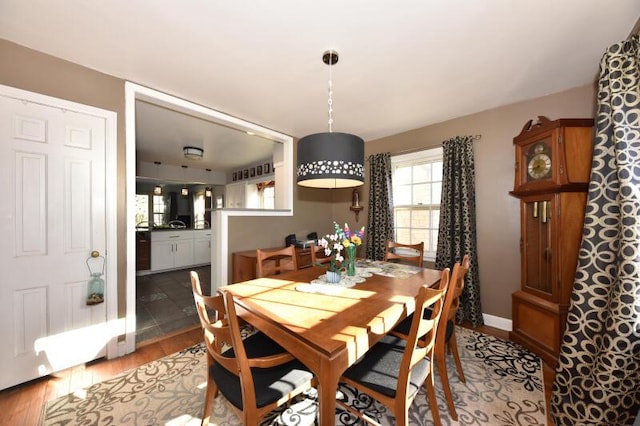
[87,272,105,305]
[346,245,357,276]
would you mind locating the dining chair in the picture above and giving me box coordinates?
[383,240,424,267]
[309,242,331,266]
[337,268,450,426]
[256,245,298,278]
[390,254,470,420]
[190,271,315,425]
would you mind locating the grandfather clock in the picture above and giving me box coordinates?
[509,116,593,368]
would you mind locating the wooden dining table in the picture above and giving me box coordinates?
[218,262,443,426]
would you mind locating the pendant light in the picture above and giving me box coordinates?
[181,165,189,196]
[153,161,162,195]
[296,50,364,188]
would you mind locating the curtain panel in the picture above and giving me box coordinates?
[551,35,640,425]
[435,135,484,326]
[365,153,394,261]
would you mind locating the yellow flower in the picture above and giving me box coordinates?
[342,239,351,247]
[351,235,362,246]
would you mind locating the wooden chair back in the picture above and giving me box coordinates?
[191,270,313,425]
[256,245,298,278]
[383,240,424,267]
[338,268,450,426]
[191,271,228,425]
[386,258,468,421]
[448,254,470,323]
[309,242,331,266]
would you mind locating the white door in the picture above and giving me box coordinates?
[0,86,116,390]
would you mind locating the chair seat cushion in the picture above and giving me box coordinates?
[393,309,454,342]
[211,359,312,410]
[211,331,313,410]
[341,335,429,399]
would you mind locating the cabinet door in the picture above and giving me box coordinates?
[173,239,194,269]
[194,237,211,264]
[520,194,556,300]
[226,183,245,208]
[151,240,175,271]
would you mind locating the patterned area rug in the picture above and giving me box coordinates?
[42,327,546,425]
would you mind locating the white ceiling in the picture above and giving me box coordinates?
[1,1,638,172]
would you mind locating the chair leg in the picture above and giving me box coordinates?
[449,328,466,383]
[201,356,218,426]
[424,373,442,426]
[436,353,458,420]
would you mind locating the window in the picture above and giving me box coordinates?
[391,147,443,261]
[135,194,150,227]
[257,180,275,209]
[152,195,169,227]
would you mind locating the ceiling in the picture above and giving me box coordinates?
[1,1,638,172]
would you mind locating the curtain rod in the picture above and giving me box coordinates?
[390,134,481,157]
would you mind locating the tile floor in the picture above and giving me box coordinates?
[135,265,211,343]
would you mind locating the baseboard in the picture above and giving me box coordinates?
[483,313,512,331]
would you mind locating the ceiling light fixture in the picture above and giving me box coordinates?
[183,146,204,160]
[296,50,364,189]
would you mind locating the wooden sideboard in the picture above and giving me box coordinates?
[231,246,312,283]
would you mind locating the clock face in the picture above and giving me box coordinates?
[526,143,551,181]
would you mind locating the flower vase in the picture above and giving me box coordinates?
[346,245,357,276]
[326,270,342,284]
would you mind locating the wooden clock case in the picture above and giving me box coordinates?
[509,116,593,368]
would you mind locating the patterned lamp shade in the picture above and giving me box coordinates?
[296,132,365,188]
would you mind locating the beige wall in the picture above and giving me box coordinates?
[0,39,332,316]
[341,85,597,319]
[0,38,598,323]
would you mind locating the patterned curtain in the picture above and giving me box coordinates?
[365,153,394,261]
[435,136,483,326]
[551,35,640,425]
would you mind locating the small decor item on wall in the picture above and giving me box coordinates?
[237,169,243,180]
[243,169,249,179]
[350,188,364,221]
[86,251,105,305]
[233,172,237,181]
[264,162,271,174]
[250,167,256,177]
[257,165,263,176]
[215,195,224,209]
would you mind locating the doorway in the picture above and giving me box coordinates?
[124,82,294,354]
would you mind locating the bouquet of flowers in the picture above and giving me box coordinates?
[317,222,366,275]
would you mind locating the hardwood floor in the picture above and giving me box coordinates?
[0,322,554,425]
[0,326,203,426]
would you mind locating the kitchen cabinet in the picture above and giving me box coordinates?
[151,230,195,272]
[194,230,212,265]
[136,230,151,270]
[225,182,245,208]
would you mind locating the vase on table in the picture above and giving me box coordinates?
[326,270,342,284]
[345,245,357,276]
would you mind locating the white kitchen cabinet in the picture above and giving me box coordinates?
[225,182,245,208]
[193,230,212,265]
[151,230,195,271]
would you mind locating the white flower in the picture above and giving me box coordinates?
[336,254,344,262]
